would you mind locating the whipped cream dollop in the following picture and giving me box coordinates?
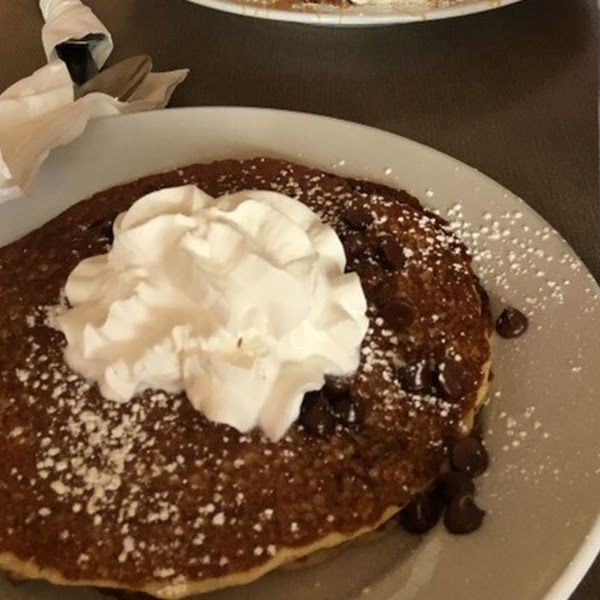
[57,185,368,441]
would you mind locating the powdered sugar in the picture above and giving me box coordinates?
[437,202,598,313]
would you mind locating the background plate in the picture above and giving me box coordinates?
[185,0,522,26]
[0,107,598,600]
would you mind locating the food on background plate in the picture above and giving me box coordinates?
[233,0,486,12]
[348,0,484,7]
[0,157,495,598]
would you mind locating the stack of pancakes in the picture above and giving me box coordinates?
[0,158,492,598]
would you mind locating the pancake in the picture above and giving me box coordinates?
[0,157,492,598]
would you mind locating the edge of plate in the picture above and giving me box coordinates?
[545,511,600,600]
[186,0,522,26]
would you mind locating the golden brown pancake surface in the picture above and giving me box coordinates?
[0,158,492,598]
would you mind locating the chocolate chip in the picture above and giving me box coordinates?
[323,375,351,400]
[299,392,335,437]
[495,306,529,338]
[373,278,398,305]
[473,275,490,316]
[321,377,365,427]
[397,360,434,394]
[399,489,443,534]
[381,298,415,329]
[342,232,366,260]
[101,224,114,244]
[443,493,485,534]
[437,359,467,399]
[343,204,373,230]
[450,436,489,477]
[330,392,365,427]
[379,236,405,270]
[300,390,320,411]
[437,471,475,502]
[470,414,485,440]
[89,217,115,244]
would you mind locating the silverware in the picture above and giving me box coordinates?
[74,55,153,102]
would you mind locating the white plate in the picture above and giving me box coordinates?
[186,0,521,26]
[1,107,599,600]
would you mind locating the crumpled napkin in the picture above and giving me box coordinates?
[41,0,113,67]
[0,0,189,202]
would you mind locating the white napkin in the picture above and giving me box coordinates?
[40,0,113,68]
[0,0,189,202]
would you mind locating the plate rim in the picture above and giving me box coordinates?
[184,0,522,26]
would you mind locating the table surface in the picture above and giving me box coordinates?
[0,0,598,598]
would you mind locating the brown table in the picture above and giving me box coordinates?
[1,0,598,597]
